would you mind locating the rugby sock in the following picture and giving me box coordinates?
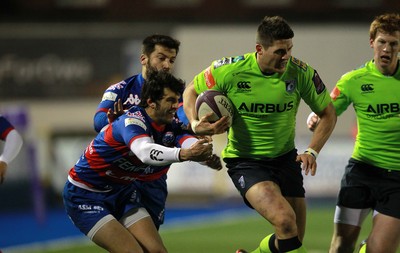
[358,242,366,253]
[278,236,307,253]
[250,233,278,253]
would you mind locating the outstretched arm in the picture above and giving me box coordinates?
[131,137,213,166]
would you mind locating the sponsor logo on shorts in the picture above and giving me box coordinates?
[78,204,104,214]
[239,175,245,189]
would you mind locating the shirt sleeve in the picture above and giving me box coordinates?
[330,75,352,116]
[130,136,181,166]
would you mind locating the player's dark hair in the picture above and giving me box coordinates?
[369,13,400,40]
[256,16,294,47]
[142,34,181,56]
[139,70,185,108]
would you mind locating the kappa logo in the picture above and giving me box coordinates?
[237,81,251,91]
[361,84,374,92]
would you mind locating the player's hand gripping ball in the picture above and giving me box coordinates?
[195,90,234,127]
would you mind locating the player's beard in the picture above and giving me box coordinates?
[144,64,159,77]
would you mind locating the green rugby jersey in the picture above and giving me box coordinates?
[331,59,400,171]
[193,52,331,159]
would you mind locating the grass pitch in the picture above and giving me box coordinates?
[14,207,376,253]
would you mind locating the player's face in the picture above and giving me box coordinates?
[370,31,400,75]
[154,88,180,124]
[256,39,293,74]
[142,45,177,73]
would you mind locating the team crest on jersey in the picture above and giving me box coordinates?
[312,70,326,94]
[125,117,147,130]
[102,91,118,102]
[285,80,296,93]
[162,131,175,147]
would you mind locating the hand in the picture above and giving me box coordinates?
[0,161,8,184]
[192,113,231,135]
[306,112,320,132]
[204,154,223,171]
[183,139,213,162]
[296,153,317,176]
[107,99,124,123]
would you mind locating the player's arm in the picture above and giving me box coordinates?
[297,102,337,176]
[94,87,123,132]
[131,136,213,165]
[180,135,222,171]
[0,129,23,184]
[183,81,229,135]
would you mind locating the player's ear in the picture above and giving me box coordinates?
[369,38,374,48]
[255,44,263,55]
[140,54,148,66]
[147,98,156,109]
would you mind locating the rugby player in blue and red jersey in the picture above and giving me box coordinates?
[0,115,23,184]
[93,34,184,132]
[93,35,186,233]
[64,71,221,253]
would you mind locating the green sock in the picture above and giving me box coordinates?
[250,233,276,253]
[359,243,366,253]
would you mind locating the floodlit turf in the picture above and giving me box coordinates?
[18,208,374,253]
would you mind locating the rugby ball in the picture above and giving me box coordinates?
[195,90,234,126]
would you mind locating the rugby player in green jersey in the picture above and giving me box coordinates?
[307,13,400,253]
[183,16,337,253]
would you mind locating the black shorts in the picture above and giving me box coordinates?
[337,158,400,219]
[224,149,305,208]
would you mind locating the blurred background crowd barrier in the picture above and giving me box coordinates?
[0,0,398,228]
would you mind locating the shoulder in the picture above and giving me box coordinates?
[117,107,149,130]
[209,53,254,79]
[288,56,309,72]
[339,61,371,82]
[212,54,249,69]
[105,74,141,91]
